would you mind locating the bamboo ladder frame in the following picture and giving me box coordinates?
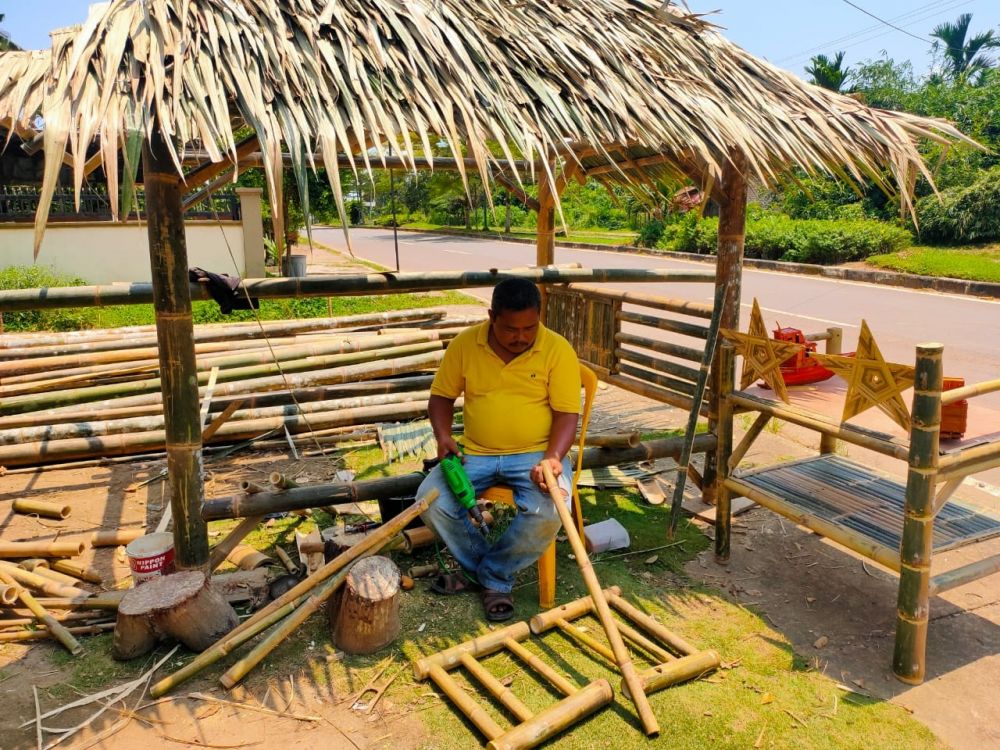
[529,588,721,698]
[413,622,613,750]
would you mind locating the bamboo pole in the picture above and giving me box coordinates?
[606,591,697,657]
[714,343,736,561]
[704,151,747,507]
[893,343,943,686]
[0,268,715,313]
[486,680,613,750]
[427,664,504,741]
[0,562,91,598]
[555,618,616,664]
[149,490,436,698]
[49,560,103,584]
[625,651,721,698]
[460,652,534,722]
[669,281,727,535]
[143,127,208,571]
[539,463,658,735]
[414,621,532,679]
[616,332,705,364]
[0,570,82,654]
[203,434,716,521]
[31,592,123,610]
[18,564,80,587]
[12,499,70,519]
[529,588,621,633]
[503,637,578,697]
[0,541,84,558]
[615,347,700,383]
[0,622,113,644]
[573,285,714,320]
[940,376,1000,405]
[584,433,640,449]
[818,328,843,455]
[91,530,145,548]
[616,309,711,340]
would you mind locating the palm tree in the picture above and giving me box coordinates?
[805,52,851,92]
[930,13,998,83]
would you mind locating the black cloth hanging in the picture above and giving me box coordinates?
[188,267,258,314]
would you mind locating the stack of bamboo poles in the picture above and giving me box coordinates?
[0,309,485,467]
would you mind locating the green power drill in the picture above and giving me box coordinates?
[439,453,490,536]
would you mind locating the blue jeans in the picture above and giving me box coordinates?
[418,451,572,593]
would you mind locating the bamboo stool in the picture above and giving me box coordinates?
[530,587,722,698]
[413,620,612,750]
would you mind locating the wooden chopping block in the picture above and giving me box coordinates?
[328,556,401,655]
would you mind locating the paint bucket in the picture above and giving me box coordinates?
[583,518,630,554]
[125,532,175,585]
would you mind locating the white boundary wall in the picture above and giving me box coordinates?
[0,221,245,284]
[0,188,266,284]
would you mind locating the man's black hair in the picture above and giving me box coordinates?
[491,278,541,314]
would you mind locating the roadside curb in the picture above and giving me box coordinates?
[357,225,1000,300]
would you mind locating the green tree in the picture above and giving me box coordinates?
[930,13,999,83]
[0,14,20,52]
[805,51,851,92]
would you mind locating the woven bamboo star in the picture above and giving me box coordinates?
[812,320,915,431]
[720,298,803,403]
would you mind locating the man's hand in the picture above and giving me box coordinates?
[436,434,463,461]
[530,456,564,494]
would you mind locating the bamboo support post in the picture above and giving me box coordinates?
[893,343,942,685]
[0,570,82,655]
[668,281,726,535]
[714,343,736,561]
[0,541,84,558]
[818,328,843,455]
[143,128,209,570]
[540,463,659,735]
[625,650,722,698]
[150,490,437,698]
[12,499,70,519]
[703,152,747,506]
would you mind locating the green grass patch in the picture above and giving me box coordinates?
[866,244,1000,283]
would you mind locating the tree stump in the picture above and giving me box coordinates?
[113,571,239,660]
[328,556,401,655]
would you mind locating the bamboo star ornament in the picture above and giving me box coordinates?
[812,320,915,431]
[719,298,803,403]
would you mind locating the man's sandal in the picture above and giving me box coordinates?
[430,571,478,595]
[481,590,515,622]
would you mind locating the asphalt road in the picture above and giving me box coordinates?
[311,227,1000,435]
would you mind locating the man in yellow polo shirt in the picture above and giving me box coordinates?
[418,277,581,621]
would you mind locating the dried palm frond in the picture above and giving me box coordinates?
[0,1,977,256]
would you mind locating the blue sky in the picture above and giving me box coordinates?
[3,0,999,80]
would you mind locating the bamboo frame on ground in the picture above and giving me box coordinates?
[413,620,613,750]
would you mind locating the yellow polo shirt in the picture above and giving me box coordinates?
[431,321,581,455]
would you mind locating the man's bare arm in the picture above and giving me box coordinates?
[428,394,461,459]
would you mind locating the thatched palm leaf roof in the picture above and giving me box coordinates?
[0,0,975,254]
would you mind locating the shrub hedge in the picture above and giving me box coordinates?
[914,166,1000,245]
[662,213,912,264]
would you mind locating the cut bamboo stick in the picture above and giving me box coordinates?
[0,569,82,654]
[18,563,81,587]
[12,499,71,519]
[0,622,113,644]
[0,541,84,559]
[539,463,658,735]
[625,650,721,698]
[486,680,613,750]
[90,529,145,548]
[49,560,103,584]
[0,562,91,598]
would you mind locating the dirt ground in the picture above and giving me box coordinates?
[1,313,998,748]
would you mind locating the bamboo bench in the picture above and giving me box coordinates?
[714,342,1000,684]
